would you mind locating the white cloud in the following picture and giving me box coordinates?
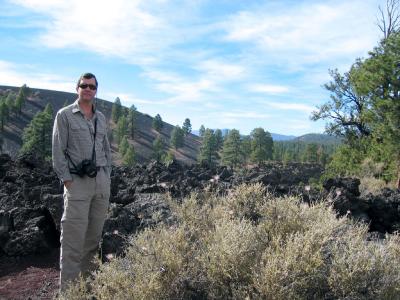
[217,111,271,125]
[10,0,174,64]
[223,0,381,69]
[0,60,74,91]
[266,101,315,114]
[195,59,246,81]
[248,83,289,94]
[103,92,160,106]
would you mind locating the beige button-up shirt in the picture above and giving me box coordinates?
[52,99,111,182]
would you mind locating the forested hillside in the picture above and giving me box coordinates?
[0,86,201,165]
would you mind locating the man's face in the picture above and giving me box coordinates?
[76,77,97,103]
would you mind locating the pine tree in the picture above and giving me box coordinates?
[250,128,273,164]
[116,115,128,144]
[111,97,122,123]
[0,100,9,131]
[182,118,192,135]
[5,93,15,117]
[15,88,26,114]
[119,135,129,156]
[164,150,175,165]
[152,114,163,132]
[122,145,135,166]
[153,136,166,162]
[21,104,53,158]
[303,143,318,163]
[221,129,243,167]
[170,125,184,149]
[128,105,137,139]
[199,125,205,137]
[20,84,30,98]
[241,135,252,164]
[214,129,223,151]
[198,128,218,167]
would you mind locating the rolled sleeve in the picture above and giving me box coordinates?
[52,111,72,182]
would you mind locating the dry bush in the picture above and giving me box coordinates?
[256,196,341,243]
[360,158,385,178]
[224,182,268,222]
[359,176,396,196]
[62,184,400,300]
[252,201,349,299]
[199,218,260,298]
[328,227,400,299]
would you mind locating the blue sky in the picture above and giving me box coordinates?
[0,0,385,136]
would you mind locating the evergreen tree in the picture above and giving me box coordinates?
[21,104,53,158]
[15,87,26,114]
[5,93,15,117]
[199,125,205,137]
[20,84,30,98]
[182,118,192,135]
[152,136,166,162]
[317,145,329,166]
[44,102,53,116]
[170,125,184,149]
[128,105,137,139]
[241,135,252,164]
[303,143,318,163]
[214,129,223,151]
[152,114,163,132]
[250,128,273,164]
[164,150,175,165]
[283,148,295,164]
[116,115,128,144]
[312,20,400,182]
[111,97,122,123]
[221,129,243,167]
[0,100,8,130]
[198,128,218,166]
[122,145,135,166]
[119,135,129,156]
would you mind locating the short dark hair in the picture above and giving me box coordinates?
[76,72,98,88]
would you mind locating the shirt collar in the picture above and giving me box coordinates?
[72,99,96,115]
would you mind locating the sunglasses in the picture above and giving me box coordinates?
[79,83,97,90]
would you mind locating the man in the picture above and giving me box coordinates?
[52,72,111,291]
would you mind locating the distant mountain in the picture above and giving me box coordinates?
[293,133,342,144]
[0,85,201,165]
[192,129,230,136]
[192,129,295,141]
[270,133,296,141]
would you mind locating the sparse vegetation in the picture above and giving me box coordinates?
[60,184,400,300]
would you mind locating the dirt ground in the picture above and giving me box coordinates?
[0,249,59,300]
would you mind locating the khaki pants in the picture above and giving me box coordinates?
[60,168,110,291]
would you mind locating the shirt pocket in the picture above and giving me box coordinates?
[69,121,89,144]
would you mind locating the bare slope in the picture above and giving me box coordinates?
[0,85,200,165]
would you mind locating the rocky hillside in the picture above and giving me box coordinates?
[0,85,201,165]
